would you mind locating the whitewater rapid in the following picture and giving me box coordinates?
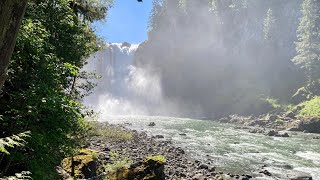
[104,115,320,180]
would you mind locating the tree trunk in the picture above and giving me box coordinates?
[0,0,27,90]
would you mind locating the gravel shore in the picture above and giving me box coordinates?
[88,124,255,180]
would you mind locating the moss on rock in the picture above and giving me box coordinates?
[107,156,166,180]
[61,149,98,179]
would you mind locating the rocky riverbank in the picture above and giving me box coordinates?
[217,112,320,135]
[86,124,255,180]
[58,122,315,180]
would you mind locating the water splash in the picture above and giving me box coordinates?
[82,43,198,117]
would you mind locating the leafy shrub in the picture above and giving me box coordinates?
[0,131,30,155]
[103,151,131,173]
[144,155,166,164]
[87,122,133,141]
[264,98,294,112]
[1,171,32,180]
[274,119,285,125]
[298,96,320,117]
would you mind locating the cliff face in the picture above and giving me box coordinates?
[134,0,304,117]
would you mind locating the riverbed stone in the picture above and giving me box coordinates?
[199,163,209,170]
[154,134,164,138]
[266,130,278,136]
[148,122,156,126]
[288,171,312,180]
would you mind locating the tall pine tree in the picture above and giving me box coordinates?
[293,0,320,94]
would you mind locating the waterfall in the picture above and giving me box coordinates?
[82,42,194,117]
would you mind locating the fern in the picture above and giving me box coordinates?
[0,131,31,155]
[0,171,32,180]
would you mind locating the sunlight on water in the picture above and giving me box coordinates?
[102,115,320,180]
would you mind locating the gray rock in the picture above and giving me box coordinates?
[286,111,296,119]
[275,132,290,137]
[199,163,209,169]
[268,115,278,121]
[281,164,293,169]
[266,130,278,136]
[249,129,258,133]
[298,118,320,133]
[259,169,272,176]
[208,166,216,172]
[154,135,164,138]
[192,173,207,180]
[148,122,156,126]
[288,172,312,180]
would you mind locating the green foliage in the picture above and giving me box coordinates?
[292,0,320,89]
[103,152,131,173]
[70,0,113,22]
[274,119,285,125]
[87,122,133,141]
[0,171,32,180]
[0,0,109,178]
[144,155,166,164]
[264,98,294,112]
[298,96,320,117]
[0,131,30,155]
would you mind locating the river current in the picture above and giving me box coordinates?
[102,115,320,180]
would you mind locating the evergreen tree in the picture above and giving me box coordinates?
[293,0,320,92]
[263,8,276,42]
[148,0,164,32]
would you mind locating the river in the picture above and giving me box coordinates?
[102,115,320,180]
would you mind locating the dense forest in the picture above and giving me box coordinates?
[135,0,320,118]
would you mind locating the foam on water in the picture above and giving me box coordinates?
[296,151,320,165]
[99,116,320,179]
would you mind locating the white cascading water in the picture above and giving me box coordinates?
[82,43,186,117]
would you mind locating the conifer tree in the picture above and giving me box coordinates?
[263,8,277,42]
[293,0,320,92]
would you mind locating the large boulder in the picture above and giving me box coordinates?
[287,118,320,133]
[285,111,296,119]
[297,118,320,133]
[109,156,166,180]
[61,149,98,179]
[266,130,278,136]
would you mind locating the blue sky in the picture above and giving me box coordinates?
[93,0,152,44]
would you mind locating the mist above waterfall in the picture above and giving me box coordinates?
[83,43,202,117]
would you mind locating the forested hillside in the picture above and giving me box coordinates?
[135,0,320,118]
